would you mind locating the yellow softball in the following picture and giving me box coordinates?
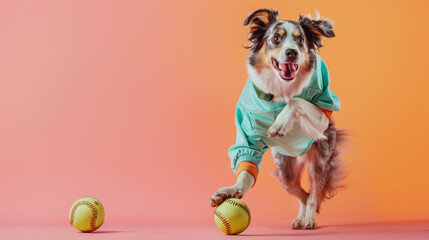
[69,197,105,232]
[214,198,251,235]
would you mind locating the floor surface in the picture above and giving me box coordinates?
[1,220,428,240]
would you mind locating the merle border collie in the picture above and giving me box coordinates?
[211,9,346,230]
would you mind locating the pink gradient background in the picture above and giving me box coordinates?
[1,0,429,230]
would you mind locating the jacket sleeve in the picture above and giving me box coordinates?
[311,56,341,121]
[228,103,268,186]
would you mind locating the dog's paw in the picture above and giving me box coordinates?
[267,121,293,138]
[291,218,304,229]
[267,122,284,137]
[210,186,243,207]
[301,218,317,230]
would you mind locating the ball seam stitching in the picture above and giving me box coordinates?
[225,199,251,224]
[70,201,99,231]
[214,210,231,234]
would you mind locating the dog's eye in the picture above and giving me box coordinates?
[272,34,281,44]
[297,37,304,44]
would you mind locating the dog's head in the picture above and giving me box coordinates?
[244,9,335,82]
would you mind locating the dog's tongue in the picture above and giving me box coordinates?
[279,63,297,80]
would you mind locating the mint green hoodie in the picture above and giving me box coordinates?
[228,55,340,174]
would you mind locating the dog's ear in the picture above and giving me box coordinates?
[299,14,335,50]
[243,9,278,51]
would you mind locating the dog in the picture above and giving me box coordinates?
[210,9,346,230]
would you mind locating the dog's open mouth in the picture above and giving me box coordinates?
[271,57,299,81]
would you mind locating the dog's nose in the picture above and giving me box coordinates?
[285,49,298,61]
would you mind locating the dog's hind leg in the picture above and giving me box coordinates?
[272,149,308,229]
[302,143,327,229]
[303,123,346,229]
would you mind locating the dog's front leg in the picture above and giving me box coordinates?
[267,102,296,138]
[292,98,329,140]
[268,98,329,139]
[210,171,254,207]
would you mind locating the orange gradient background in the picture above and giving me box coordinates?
[1,0,429,228]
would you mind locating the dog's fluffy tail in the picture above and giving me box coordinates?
[316,123,348,213]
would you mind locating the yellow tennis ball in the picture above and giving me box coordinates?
[214,198,251,235]
[69,197,105,232]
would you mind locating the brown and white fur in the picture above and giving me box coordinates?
[210,9,346,230]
